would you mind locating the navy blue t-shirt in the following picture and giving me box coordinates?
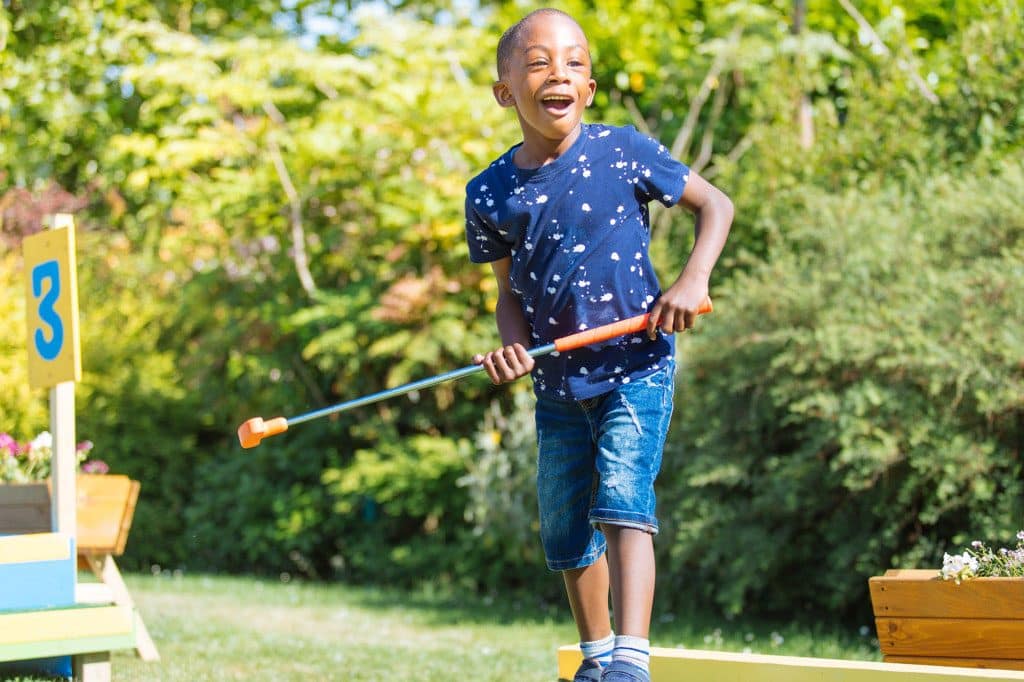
[465,123,690,400]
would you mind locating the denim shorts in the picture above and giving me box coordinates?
[534,360,675,571]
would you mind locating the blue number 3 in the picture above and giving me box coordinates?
[32,259,64,360]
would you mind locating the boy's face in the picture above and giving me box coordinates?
[494,14,596,147]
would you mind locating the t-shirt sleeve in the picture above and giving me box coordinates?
[464,184,511,264]
[628,126,690,208]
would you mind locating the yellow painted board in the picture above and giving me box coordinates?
[0,606,133,646]
[22,216,82,389]
[557,646,1024,681]
[0,632,135,663]
[0,532,71,564]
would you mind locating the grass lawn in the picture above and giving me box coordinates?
[12,572,881,681]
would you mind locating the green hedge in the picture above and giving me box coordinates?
[658,158,1024,617]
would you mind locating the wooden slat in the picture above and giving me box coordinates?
[558,646,1024,681]
[0,633,135,664]
[870,573,1024,619]
[876,618,1024,659]
[115,480,139,555]
[0,532,71,564]
[0,606,133,646]
[885,656,1024,671]
[0,483,51,506]
[76,475,138,555]
[84,554,160,662]
[0,484,51,535]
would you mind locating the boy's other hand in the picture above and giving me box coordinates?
[474,344,535,384]
[647,277,710,339]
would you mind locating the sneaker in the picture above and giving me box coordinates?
[600,659,650,682]
[572,658,604,682]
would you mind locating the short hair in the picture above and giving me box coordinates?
[496,8,587,79]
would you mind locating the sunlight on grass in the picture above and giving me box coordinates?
[57,573,880,681]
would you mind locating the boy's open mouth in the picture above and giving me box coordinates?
[541,94,574,113]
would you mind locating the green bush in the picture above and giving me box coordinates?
[657,158,1024,617]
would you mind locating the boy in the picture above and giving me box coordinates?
[465,9,733,682]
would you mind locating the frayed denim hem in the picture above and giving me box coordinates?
[590,510,659,536]
[546,541,607,572]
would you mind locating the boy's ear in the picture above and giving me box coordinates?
[493,81,516,108]
[585,78,597,107]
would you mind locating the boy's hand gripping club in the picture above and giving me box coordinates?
[237,298,712,448]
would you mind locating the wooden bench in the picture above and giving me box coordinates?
[0,475,159,662]
[0,533,136,681]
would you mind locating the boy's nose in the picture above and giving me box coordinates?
[547,65,569,82]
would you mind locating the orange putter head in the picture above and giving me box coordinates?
[237,416,288,449]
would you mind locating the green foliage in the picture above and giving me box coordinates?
[0,255,49,436]
[658,158,1024,617]
[457,388,548,588]
[1,0,1021,621]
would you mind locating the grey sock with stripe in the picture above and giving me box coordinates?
[580,632,615,667]
[612,634,650,672]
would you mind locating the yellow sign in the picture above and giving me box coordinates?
[23,215,81,389]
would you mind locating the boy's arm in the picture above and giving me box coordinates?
[473,256,536,384]
[647,170,734,339]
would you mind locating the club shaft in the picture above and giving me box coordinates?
[286,343,557,427]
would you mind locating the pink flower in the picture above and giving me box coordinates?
[81,459,110,475]
[0,433,15,455]
[76,440,94,454]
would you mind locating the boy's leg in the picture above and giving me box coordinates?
[565,558,615,679]
[563,554,612,641]
[534,394,614,678]
[601,525,654,637]
[587,363,675,681]
[600,525,655,680]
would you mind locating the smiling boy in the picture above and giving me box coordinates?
[465,9,733,682]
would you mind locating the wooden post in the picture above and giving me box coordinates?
[73,652,111,682]
[23,213,81,535]
[50,381,76,534]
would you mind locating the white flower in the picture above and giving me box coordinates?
[31,431,53,450]
[941,551,979,581]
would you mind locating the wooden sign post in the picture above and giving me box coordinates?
[22,213,81,535]
[22,214,161,663]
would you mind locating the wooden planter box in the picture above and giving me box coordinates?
[0,475,140,556]
[869,569,1024,671]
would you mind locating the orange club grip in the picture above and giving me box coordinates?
[237,416,288,449]
[553,297,712,353]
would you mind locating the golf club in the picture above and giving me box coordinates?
[237,297,712,448]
